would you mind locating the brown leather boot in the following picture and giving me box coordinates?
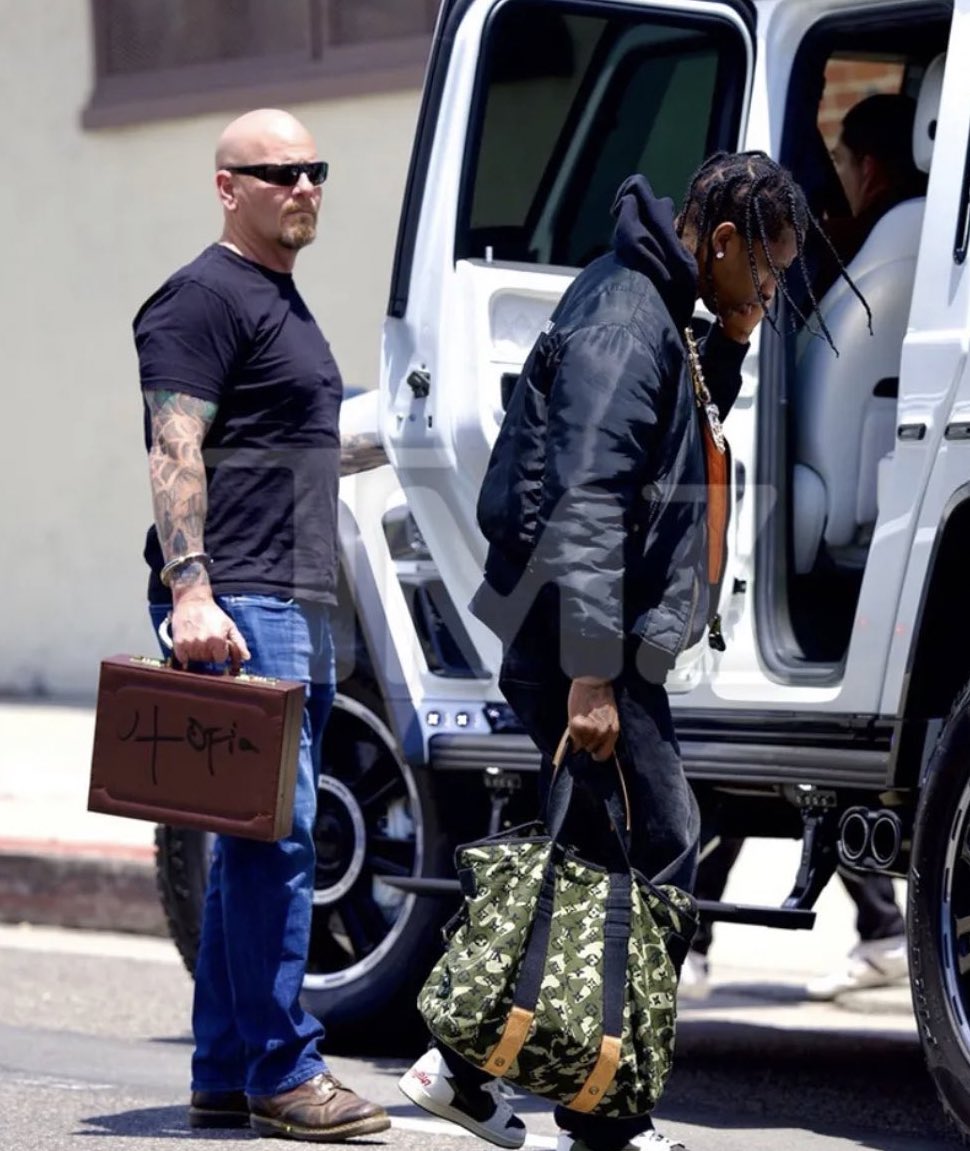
[188,1089,250,1129]
[248,1073,390,1141]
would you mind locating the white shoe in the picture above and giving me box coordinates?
[805,934,909,1001]
[677,950,710,1001]
[633,1129,687,1150]
[556,1128,685,1151]
[399,1047,526,1148]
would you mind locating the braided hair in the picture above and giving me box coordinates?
[675,150,870,351]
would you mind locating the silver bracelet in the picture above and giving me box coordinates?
[159,551,212,588]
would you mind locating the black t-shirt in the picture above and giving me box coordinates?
[134,244,343,604]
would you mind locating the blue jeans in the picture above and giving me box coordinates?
[149,594,335,1097]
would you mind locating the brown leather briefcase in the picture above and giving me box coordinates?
[88,655,306,842]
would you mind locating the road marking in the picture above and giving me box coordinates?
[6,1074,114,1092]
[392,1116,556,1148]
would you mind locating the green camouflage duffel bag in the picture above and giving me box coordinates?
[417,738,697,1117]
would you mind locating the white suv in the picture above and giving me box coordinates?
[156,0,970,1138]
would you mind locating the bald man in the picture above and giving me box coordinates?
[133,110,389,1141]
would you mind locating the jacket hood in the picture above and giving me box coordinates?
[611,175,698,331]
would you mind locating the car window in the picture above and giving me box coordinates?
[456,0,749,267]
[817,55,905,151]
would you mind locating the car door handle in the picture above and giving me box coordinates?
[407,368,431,398]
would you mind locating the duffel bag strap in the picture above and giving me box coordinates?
[482,851,558,1075]
[566,871,631,1112]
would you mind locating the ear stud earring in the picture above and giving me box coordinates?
[715,250,725,260]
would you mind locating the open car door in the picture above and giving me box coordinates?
[381,0,756,680]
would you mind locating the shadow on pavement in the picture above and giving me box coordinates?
[78,1104,393,1142]
[78,1104,238,1139]
[659,1021,955,1146]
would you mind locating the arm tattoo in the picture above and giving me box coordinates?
[340,431,387,476]
[146,390,218,588]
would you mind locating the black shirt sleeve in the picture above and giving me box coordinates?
[134,279,243,403]
[697,320,748,421]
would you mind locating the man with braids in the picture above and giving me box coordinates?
[399,151,823,1151]
[134,109,389,1141]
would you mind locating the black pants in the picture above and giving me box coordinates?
[440,616,700,1150]
[691,837,904,956]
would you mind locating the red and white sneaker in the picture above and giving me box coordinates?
[399,1047,526,1148]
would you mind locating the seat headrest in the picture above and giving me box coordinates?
[913,53,945,174]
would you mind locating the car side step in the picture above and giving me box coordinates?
[379,878,816,930]
[380,876,461,896]
[381,809,837,933]
[694,900,815,930]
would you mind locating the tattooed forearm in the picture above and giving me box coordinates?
[340,431,387,476]
[146,390,219,585]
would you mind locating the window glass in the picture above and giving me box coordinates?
[100,0,307,74]
[457,1,747,267]
[88,0,436,124]
[817,56,905,150]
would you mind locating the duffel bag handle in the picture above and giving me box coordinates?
[547,731,632,848]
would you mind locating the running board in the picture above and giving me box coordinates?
[380,809,836,933]
[378,878,817,930]
[380,876,461,896]
[695,900,815,929]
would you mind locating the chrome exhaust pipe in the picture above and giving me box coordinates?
[838,807,871,866]
[869,811,903,870]
[837,806,908,873]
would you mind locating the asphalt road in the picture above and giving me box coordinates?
[0,923,958,1151]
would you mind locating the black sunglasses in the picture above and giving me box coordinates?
[226,161,329,187]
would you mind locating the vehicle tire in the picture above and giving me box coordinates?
[909,678,970,1144]
[154,686,454,1052]
[154,822,211,977]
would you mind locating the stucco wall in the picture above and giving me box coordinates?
[0,2,420,699]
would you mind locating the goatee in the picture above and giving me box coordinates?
[280,216,317,250]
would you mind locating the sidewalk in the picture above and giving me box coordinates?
[0,700,164,936]
[0,698,915,1030]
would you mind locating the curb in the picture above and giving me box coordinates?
[0,843,168,937]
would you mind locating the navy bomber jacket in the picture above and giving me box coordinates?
[469,175,747,684]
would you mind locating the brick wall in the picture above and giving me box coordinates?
[817,59,904,148]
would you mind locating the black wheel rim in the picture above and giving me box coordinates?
[942,781,970,1054]
[303,695,425,989]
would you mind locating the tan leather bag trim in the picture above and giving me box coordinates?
[566,1034,623,1112]
[483,1006,534,1074]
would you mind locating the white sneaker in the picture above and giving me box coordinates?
[556,1127,685,1151]
[677,950,710,1001]
[633,1129,687,1150]
[399,1047,526,1148]
[805,934,909,1001]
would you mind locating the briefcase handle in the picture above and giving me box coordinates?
[157,612,245,676]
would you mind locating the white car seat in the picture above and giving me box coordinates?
[790,53,945,575]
